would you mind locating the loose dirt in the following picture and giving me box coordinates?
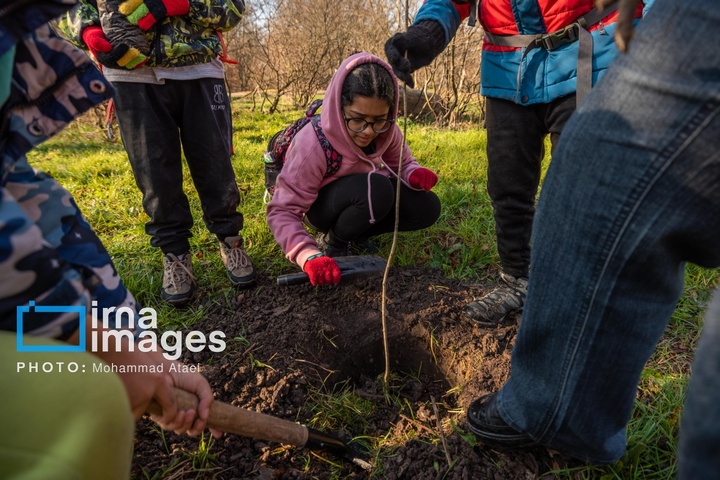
[131,265,575,479]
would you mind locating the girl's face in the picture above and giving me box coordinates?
[342,95,392,148]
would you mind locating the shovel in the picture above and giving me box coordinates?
[277,255,387,286]
[147,387,372,470]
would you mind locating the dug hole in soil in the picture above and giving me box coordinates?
[132,266,572,479]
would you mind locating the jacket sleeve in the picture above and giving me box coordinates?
[96,0,150,55]
[186,0,244,32]
[266,136,327,269]
[54,1,101,48]
[414,0,471,46]
[1,20,137,338]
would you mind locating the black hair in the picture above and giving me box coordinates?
[340,62,395,109]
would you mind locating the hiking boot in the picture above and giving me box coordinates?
[161,252,195,306]
[317,230,350,258]
[219,235,257,287]
[350,237,379,255]
[464,272,528,326]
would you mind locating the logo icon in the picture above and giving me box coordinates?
[213,84,224,104]
[16,301,86,352]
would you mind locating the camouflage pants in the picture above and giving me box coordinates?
[0,156,137,337]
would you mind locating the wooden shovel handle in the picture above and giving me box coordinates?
[147,387,309,447]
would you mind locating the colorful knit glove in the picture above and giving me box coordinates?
[82,26,147,70]
[120,0,190,30]
[408,167,438,192]
[303,254,341,286]
[384,20,447,88]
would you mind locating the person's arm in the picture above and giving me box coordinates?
[266,162,342,287]
[266,138,329,268]
[384,0,471,87]
[67,323,219,437]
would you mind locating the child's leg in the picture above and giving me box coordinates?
[306,173,395,240]
[362,183,441,237]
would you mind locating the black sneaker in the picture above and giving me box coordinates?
[316,231,350,257]
[161,252,195,306]
[465,272,528,326]
[219,235,257,287]
[467,393,537,448]
[350,237,379,255]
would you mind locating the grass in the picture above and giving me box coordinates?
[27,101,719,479]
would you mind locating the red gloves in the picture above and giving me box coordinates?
[120,0,190,30]
[303,254,341,286]
[82,27,147,69]
[408,167,438,192]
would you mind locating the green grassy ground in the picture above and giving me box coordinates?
[27,101,718,479]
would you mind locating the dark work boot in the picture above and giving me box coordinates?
[467,393,537,448]
[317,230,350,257]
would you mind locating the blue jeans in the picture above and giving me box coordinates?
[494,0,720,464]
[679,289,720,479]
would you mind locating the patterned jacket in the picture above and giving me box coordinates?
[56,0,245,68]
[1,0,136,339]
[415,0,653,105]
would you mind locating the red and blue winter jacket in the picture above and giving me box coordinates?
[415,0,652,105]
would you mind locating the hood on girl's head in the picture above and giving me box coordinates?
[321,52,401,160]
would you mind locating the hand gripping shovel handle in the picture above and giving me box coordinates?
[147,387,310,447]
[146,387,367,468]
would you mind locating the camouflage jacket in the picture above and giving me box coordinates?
[0,0,113,189]
[56,0,245,68]
[1,0,137,338]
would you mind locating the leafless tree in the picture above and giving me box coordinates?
[223,0,484,124]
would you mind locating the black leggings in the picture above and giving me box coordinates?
[305,173,441,241]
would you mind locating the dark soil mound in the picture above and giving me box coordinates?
[132,266,571,479]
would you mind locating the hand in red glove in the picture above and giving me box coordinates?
[82,26,147,70]
[120,0,190,30]
[408,167,438,192]
[303,254,341,286]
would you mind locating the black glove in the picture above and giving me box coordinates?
[384,20,447,88]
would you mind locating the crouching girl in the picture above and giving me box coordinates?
[267,52,441,286]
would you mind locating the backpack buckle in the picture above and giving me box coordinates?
[536,24,579,51]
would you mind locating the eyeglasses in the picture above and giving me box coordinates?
[343,116,395,134]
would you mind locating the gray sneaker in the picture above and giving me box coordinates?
[219,235,256,287]
[465,272,528,326]
[161,252,195,306]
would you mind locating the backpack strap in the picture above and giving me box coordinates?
[306,99,324,117]
[310,116,342,177]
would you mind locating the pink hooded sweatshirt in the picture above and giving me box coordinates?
[267,52,425,269]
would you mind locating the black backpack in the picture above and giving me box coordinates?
[263,99,342,201]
